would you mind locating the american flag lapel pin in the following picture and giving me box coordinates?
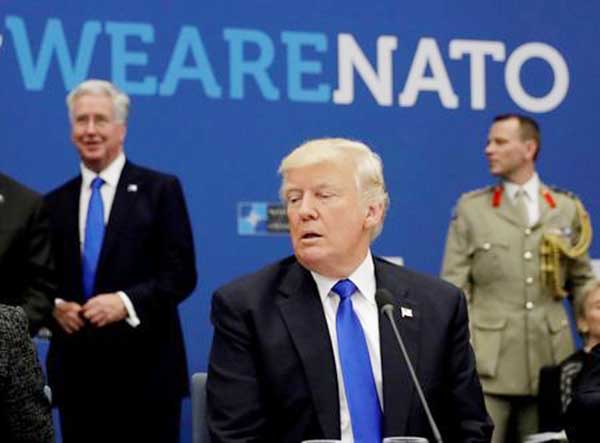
[400,306,413,318]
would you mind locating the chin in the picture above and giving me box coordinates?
[295,251,325,272]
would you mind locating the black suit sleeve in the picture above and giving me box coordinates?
[121,176,197,318]
[0,177,56,335]
[19,198,56,334]
[0,306,54,442]
[207,289,269,443]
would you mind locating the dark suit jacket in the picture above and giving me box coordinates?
[0,304,53,442]
[45,161,197,405]
[207,256,493,443]
[538,349,586,433]
[0,173,55,335]
[564,344,600,443]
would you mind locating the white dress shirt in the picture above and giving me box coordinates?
[504,172,540,226]
[77,153,140,327]
[311,251,382,443]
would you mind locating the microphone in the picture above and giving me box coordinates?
[375,289,443,443]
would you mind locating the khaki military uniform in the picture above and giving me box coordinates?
[441,182,595,440]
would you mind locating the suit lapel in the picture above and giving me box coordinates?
[96,162,137,279]
[63,177,85,300]
[276,262,340,438]
[375,259,422,437]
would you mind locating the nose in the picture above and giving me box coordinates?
[83,119,98,134]
[485,141,495,156]
[297,194,318,220]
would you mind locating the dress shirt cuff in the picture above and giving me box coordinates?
[117,291,141,328]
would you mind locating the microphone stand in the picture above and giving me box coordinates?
[380,302,444,443]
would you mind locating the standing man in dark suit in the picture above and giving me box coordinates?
[207,138,492,442]
[46,79,197,443]
[0,173,55,335]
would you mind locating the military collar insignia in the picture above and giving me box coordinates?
[541,187,556,208]
[491,185,503,207]
[491,184,556,209]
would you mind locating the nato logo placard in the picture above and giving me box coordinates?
[237,202,289,236]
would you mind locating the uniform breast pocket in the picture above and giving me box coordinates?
[470,239,509,285]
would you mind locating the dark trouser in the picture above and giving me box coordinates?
[59,396,181,443]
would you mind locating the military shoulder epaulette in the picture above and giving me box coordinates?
[449,186,492,219]
[547,185,579,200]
[461,186,493,200]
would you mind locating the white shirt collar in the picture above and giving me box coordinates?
[80,152,126,189]
[311,250,376,305]
[504,172,539,202]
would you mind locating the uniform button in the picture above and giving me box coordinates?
[526,277,534,284]
[525,301,534,310]
[483,242,491,250]
[523,251,533,260]
[525,228,532,235]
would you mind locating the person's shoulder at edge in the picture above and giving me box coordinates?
[212,256,465,313]
[213,256,299,297]
[457,185,495,205]
[445,185,496,221]
[124,161,182,182]
[44,160,182,198]
[0,172,42,199]
[546,185,589,210]
[375,256,463,299]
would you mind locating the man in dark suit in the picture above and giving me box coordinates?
[207,138,493,442]
[0,173,55,335]
[46,79,197,443]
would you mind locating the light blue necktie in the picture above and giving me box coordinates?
[82,177,105,299]
[333,279,383,443]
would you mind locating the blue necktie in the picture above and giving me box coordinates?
[333,279,383,443]
[82,177,105,299]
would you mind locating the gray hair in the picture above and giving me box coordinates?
[278,137,390,240]
[67,79,130,123]
[576,279,600,322]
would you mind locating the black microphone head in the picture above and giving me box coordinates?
[375,288,395,312]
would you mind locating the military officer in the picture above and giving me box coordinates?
[441,113,596,443]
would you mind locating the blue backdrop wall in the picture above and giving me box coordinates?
[2,2,599,441]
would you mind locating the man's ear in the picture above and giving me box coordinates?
[525,139,538,161]
[364,201,384,230]
[119,123,127,143]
